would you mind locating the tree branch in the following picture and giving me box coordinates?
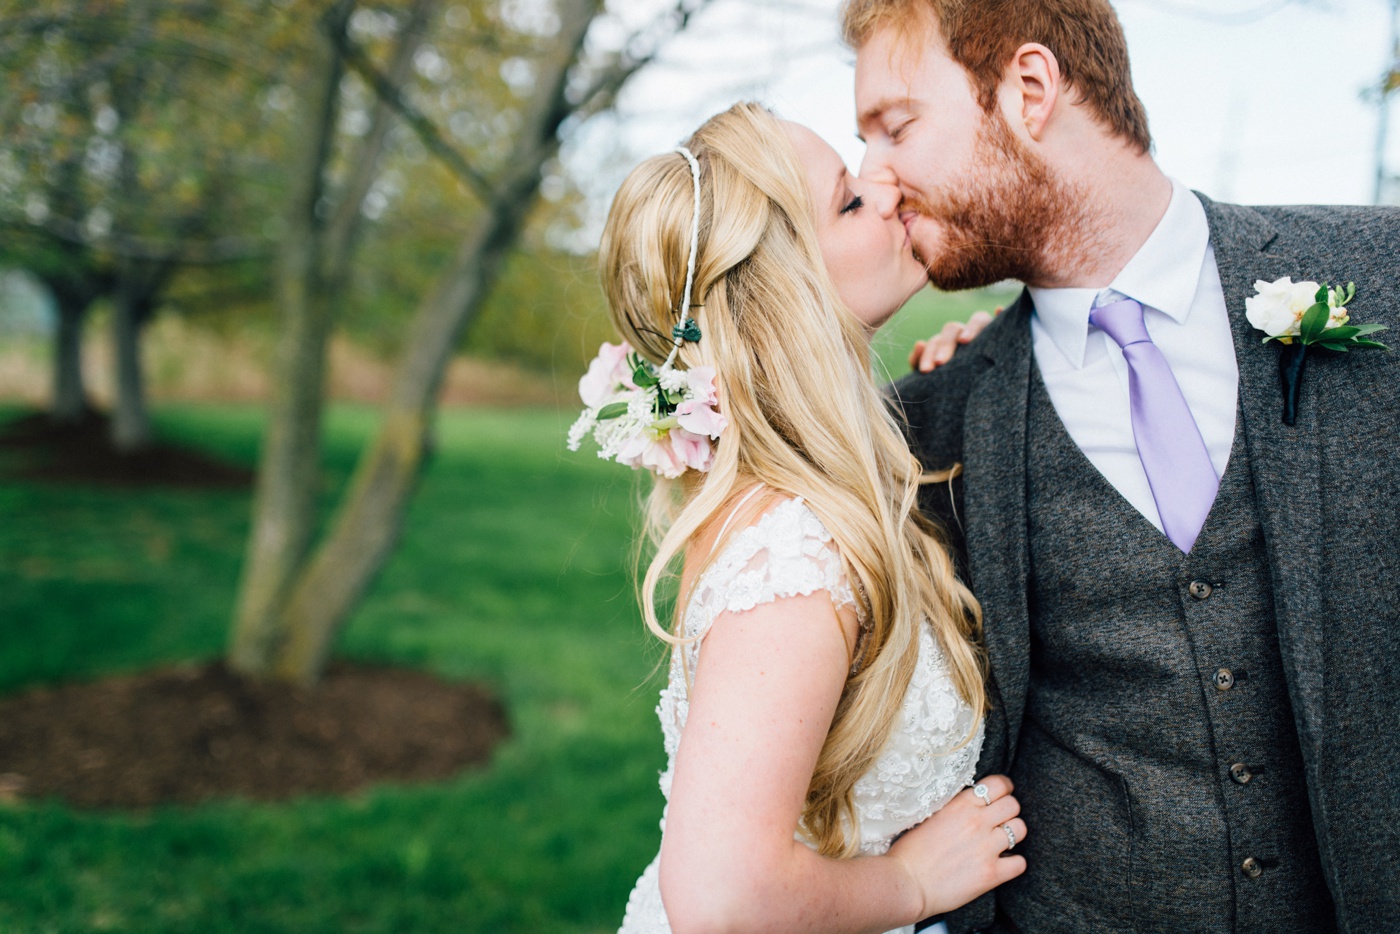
[574,0,717,122]
[327,18,495,205]
[323,0,438,272]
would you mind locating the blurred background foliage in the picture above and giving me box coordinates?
[0,0,620,407]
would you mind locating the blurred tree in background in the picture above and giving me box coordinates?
[0,0,717,687]
[0,0,294,446]
[230,0,714,686]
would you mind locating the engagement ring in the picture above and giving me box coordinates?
[973,783,992,806]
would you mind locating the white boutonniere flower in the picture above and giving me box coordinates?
[1246,277,1387,348]
[1246,277,1389,424]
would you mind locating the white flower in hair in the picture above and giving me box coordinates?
[658,367,689,393]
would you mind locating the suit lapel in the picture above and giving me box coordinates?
[1203,196,1327,760]
[963,292,1035,765]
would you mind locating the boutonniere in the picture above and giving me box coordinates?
[1245,277,1390,425]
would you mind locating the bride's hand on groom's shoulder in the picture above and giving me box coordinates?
[887,774,1027,919]
[909,309,1000,373]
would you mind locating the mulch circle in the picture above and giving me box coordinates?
[0,661,510,809]
[0,409,253,487]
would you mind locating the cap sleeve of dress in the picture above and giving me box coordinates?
[683,498,859,642]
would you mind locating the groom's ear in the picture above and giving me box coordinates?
[1002,42,1061,142]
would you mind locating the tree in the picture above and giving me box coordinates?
[0,0,290,444]
[229,0,717,683]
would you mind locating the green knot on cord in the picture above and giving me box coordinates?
[673,318,702,343]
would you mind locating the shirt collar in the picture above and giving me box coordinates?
[1027,178,1209,368]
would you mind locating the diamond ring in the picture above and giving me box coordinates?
[1002,823,1017,851]
[973,783,992,806]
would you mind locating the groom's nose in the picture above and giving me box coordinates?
[858,152,897,187]
[867,181,901,218]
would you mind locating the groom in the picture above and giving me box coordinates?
[842,0,1400,931]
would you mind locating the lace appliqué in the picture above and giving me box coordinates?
[849,624,984,855]
[619,498,982,934]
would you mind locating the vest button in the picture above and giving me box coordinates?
[1242,856,1263,878]
[1214,668,1235,690]
[1188,579,1214,599]
[1229,762,1254,784]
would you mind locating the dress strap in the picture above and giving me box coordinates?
[709,484,766,559]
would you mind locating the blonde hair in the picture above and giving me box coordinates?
[598,102,985,858]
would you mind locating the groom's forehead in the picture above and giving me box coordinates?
[854,20,957,110]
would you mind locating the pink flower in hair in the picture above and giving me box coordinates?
[578,341,634,408]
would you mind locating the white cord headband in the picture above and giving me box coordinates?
[664,146,703,369]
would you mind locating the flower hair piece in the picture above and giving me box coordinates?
[568,147,725,478]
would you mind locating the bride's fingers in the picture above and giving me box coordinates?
[982,793,1020,826]
[914,321,966,372]
[908,340,928,370]
[994,817,1028,854]
[959,310,996,342]
[965,774,1014,807]
[993,852,1028,884]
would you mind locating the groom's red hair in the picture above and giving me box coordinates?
[841,0,1151,153]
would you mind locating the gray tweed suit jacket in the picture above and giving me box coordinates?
[895,195,1400,932]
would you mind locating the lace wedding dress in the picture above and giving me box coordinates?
[618,497,984,934]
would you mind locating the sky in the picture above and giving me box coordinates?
[573,0,1398,212]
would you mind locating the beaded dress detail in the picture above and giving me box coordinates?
[618,498,983,934]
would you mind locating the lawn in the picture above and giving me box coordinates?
[0,285,998,933]
[0,404,664,934]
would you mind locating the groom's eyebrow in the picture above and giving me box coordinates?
[856,96,909,138]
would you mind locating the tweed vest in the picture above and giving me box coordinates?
[999,370,1334,933]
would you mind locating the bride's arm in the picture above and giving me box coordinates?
[658,590,1023,934]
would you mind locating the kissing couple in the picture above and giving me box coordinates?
[567,0,1400,931]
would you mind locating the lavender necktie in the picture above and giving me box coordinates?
[1090,297,1219,553]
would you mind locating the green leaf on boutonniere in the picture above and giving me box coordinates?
[1353,323,1389,336]
[1352,339,1390,349]
[1317,342,1351,352]
[1318,325,1361,342]
[596,401,630,421]
[1299,301,1331,343]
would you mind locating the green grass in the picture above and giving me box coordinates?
[0,403,665,934]
[870,283,1021,380]
[0,291,1016,932]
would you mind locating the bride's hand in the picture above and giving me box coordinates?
[886,774,1027,919]
[909,309,999,373]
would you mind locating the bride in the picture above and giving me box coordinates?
[569,102,1025,934]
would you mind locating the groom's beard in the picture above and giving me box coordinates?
[903,112,1087,291]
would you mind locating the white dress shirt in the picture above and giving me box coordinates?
[1027,179,1237,534]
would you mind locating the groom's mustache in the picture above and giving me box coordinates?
[897,193,943,223]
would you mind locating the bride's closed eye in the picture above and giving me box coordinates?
[840,195,865,215]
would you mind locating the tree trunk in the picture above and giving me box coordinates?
[109,283,152,452]
[228,0,432,677]
[263,0,598,685]
[51,291,91,424]
[227,7,347,676]
[271,201,530,684]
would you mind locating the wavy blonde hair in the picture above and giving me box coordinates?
[598,102,985,858]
